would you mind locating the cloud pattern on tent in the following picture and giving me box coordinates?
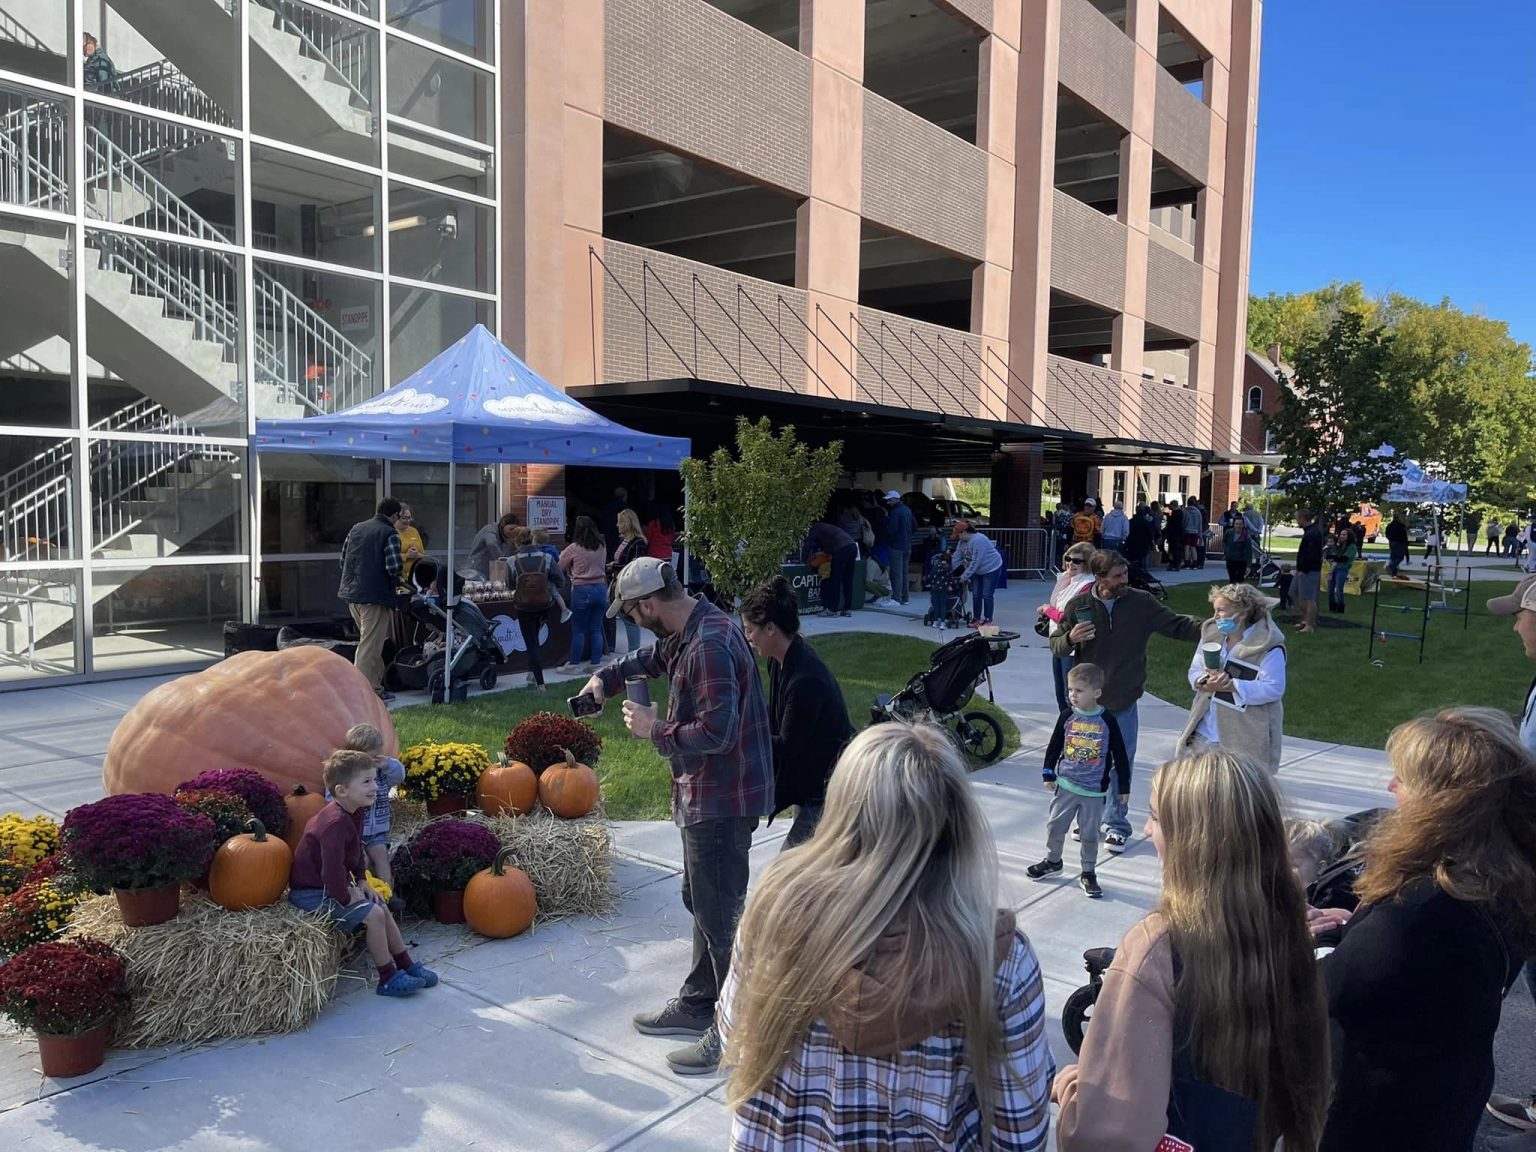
[253,325,689,469]
[483,392,607,427]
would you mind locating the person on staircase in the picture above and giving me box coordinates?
[339,498,405,702]
[82,34,116,94]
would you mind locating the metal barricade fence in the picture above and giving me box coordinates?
[988,527,1051,580]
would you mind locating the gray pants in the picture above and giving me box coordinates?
[1045,788,1107,872]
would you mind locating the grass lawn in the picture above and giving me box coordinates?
[1143,576,1529,750]
[392,632,1021,820]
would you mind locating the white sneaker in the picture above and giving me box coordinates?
[560,606,573,623]
[525,672,538,688]
[554,663,582,675]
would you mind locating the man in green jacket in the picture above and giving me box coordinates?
[1049,549,1203,850]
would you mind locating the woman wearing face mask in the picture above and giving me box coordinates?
[1176,582,1286,773]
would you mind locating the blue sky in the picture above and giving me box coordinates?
[1249,1,1536,349]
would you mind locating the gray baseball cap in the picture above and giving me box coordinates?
[1487,575,1536,616]
[606,556,675,617]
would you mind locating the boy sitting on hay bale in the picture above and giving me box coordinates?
[289,750,438,998]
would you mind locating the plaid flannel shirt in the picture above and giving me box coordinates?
[718,928,1056,1150]
[600,597,773,826]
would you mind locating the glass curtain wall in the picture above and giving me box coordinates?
[0,0,499,685]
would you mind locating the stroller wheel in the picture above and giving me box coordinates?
[953,711,1005,764]
[1062,982,1098,1055]
[479,666,499,691]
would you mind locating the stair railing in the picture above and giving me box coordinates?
[254,0,374,110]
[2,105,373,415]
[0,8,50,53]
[0,398,195,562]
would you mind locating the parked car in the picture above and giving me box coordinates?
[932,499,989,527]
[903,491,944,529]
[1349,503,1382,543]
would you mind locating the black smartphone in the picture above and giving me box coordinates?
[567,692,602,718]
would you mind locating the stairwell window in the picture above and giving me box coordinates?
[1246,385,1263,413]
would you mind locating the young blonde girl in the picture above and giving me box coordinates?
[344,723,405,889]
[1053,749,1329,1152]
[719,722,1054,1150]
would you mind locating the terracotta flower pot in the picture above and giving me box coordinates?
[426,794,468,817]
[36,1025,109,1078]
[433,889,466,924]
[113,882,181,927]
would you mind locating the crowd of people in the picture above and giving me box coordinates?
[334,487,1536,1151]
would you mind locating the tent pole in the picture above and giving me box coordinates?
[681,484,690,588]
[443,464,456,704]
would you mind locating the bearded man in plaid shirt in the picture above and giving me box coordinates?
[585,557,774,1076]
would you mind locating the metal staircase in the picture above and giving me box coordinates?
[0,99,375,419]
[0,398,243,657]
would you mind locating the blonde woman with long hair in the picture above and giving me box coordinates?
[1320,707,1536,1152]
[1053,749,1329,1152]
[719,722,1054,1151]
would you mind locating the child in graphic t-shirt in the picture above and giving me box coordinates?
[1027,662,1130,899]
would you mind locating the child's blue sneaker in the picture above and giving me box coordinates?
[377,970,426,997]
[405,962,439,988]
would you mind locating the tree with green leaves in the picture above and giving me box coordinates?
[1382,296,1536,507]
[1266,311,1408,516]
[679,417,843,607]
[1247,281,1375,364]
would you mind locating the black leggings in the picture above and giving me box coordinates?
[1226,558,1247,584]
[518,610,545,685]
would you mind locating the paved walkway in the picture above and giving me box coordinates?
[0,580,1528,1149]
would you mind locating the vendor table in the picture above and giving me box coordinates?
[464,598,574,674]
[781,562,866,613]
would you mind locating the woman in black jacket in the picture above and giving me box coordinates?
[741,577,855,848]
[1320,707,1536,1152]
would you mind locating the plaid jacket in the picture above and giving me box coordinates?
[601,598,773,825]
[718,928,1056,1150]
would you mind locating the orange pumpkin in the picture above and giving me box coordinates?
[208,819,293,911]
[283,786,327,852]
[463,847,537,938]
[103,647,397,798]
[538,748,600,820]
[476,761,538,818]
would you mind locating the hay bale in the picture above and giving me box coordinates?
[389,805,614,922]
[68,893,343,1048]
[481,807,615,922]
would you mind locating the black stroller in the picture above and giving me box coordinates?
[388,559,504,703]
[1059,807,1388,1055]
[870,629,1017,763]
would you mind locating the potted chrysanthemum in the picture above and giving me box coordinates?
[0,937,129,1077]
[61,794,216,926]
[399,742,491,816]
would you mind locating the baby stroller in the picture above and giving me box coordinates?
[388,560,504,703]
[869,629,1017,763]
[1128,565,1167,601]
[1059,807,1389,1055]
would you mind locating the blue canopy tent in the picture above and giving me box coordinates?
[255,325,689,694]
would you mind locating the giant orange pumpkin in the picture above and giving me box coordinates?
[282,786,328,853]
[463,847,537,938]
[538,748,600,820]
[209,819,293,911]
[476,761,537,818]
[103,647,397,798]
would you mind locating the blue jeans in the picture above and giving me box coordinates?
[1328,563,1350,609]
[890,547,911,603]
[971,569,998,622]
[929,586,949,623]
[1102,703,1139,837]
[679,816,756,1017]
[1052,652,1074,713]
[1387,542,1407,576]
[566,583,607,666]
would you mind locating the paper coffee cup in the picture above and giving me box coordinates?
[1201,642,1224,670]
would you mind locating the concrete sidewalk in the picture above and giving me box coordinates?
[0,581,1526,1149]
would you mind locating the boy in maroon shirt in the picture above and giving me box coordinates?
[289,750,437,997]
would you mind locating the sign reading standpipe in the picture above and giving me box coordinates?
[528,496,565,534]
